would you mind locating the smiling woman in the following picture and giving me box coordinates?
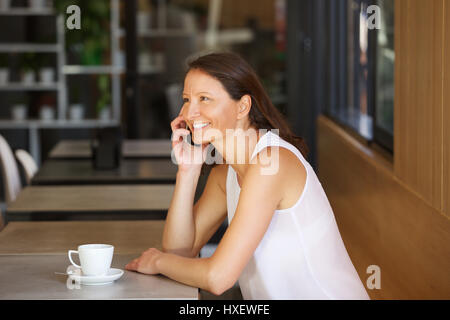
[125,52,369,300]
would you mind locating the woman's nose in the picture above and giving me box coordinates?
[185,102,200,120]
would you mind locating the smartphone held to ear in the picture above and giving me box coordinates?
[185,123,197,146]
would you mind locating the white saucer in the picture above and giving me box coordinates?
[68,267,124,286]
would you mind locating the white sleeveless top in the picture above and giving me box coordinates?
[226,131,370,300]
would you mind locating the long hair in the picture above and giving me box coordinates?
[185,52,309,168]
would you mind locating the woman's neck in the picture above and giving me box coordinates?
[212,127,261,185]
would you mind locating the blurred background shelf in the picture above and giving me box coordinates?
[63,65,125,75]
[0,8,55,16]
[0,0,123,165]
[0,44,60,52]
[0,119,119,129]
[0,83,60,91]
[137,29,195,37]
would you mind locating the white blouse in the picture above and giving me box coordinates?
[226,131,370,300]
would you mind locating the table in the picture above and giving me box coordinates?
[31,159,178,185]
[0,220,198,299]
[6,185,174,221]
[49,139,173,159]
[0,220,166,255]
[0,254,198,299]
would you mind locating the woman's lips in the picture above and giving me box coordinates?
[192,122,210,130]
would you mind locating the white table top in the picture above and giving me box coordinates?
[0,254,198,300]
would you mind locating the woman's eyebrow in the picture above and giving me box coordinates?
[182,91,212,96]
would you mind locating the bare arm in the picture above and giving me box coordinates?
[127,148,304,295]
[162,164,228,257]
[161,169,200,257]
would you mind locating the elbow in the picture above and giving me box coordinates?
[208,282,231,297]
[206,263,236,296]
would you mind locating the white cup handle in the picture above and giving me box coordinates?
[68,250,81,268]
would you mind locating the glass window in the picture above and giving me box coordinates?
[325,0,394,151]
[374,0,394,146]
[345,0,373,140]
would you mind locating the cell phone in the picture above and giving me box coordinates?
[185,123,196,146]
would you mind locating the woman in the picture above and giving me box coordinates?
[126,52,369,300]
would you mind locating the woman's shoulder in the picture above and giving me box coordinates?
[249,146,307,209]
[252,145,306,177]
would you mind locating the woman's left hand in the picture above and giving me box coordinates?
[125,248,163,275]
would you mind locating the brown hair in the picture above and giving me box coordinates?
[185,52,309,164]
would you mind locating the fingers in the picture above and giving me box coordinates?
[171,129,192,152]
[171,116,191,150]
[125,258,138,271]
[170,116,187,131]
[172,128,190,141]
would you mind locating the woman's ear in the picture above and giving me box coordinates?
[237,95,252,119]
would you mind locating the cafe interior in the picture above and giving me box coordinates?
[0,0,449,300]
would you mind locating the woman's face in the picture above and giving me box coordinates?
[181,69,241,145]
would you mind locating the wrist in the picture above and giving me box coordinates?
[177,168,201,180]
[155,251,166,274]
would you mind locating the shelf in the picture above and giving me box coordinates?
[0,0,123,166]
[0,119,120,129]
[0,8,55,15]
[139,65,164,75]
[199,29,254,45]
[0,44,60,52]
[63,65,125,75]
[0,83,60,91]
[137,29,195,38]
[136,28,254,45]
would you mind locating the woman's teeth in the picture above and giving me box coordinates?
[193,122,210,129]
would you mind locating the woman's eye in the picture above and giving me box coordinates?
[182,98,189,103]
[200,96,209,102]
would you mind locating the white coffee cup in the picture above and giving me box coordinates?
[68,244,114,276]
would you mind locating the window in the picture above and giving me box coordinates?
[373,0,394,150]
[325,0,394,152]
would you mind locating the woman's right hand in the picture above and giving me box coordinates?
[170,115,209,174]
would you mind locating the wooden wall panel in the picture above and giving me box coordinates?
[443,0,450,217]
[317,115,450,299]
[394,0,444,210]
[221,0,275,29]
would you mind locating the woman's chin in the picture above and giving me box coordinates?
[192,134,207,145]
[193,138,210,146]
[192,131,212,145]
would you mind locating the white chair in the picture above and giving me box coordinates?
[15,149,38,185]
[0,134,22,203]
